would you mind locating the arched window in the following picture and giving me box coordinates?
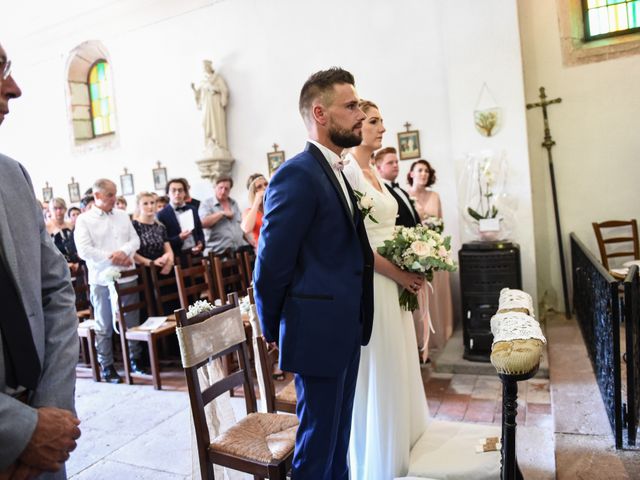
[88,60,115,136]
[66,41,118,148]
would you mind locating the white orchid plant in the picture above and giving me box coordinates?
[467,156,498,222]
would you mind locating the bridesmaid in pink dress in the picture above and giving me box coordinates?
[407,160,454,355]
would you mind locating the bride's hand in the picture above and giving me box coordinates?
[398,270,424,293]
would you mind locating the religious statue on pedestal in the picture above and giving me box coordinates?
[191,59,234,181]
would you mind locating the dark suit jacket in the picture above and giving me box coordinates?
[254,142,374,377]
[385,183,420,228]
[157,204,205,255]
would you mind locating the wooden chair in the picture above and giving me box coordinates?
[148,263,181,316]
[175,294,297,479]
[592,219,639,270]
[74,264,100,382]
[113,266,177,390]
[174,258,218,310]
[210,252,248,300]
[242,249,256,287]
[247,287,296,414]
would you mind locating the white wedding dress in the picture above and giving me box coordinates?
[344,158,430,480]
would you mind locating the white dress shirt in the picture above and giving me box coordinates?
[75,205,140,286]
[308,139,353,214]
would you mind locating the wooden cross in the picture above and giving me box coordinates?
[403,121,412,132]
[45,181,49,188]
[272,143,279,152]
[70,176,75,183]
[123,167,128,175]
[526,86,570,318]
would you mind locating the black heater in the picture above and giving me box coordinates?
[459,241,522,362]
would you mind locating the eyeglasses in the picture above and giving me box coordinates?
[1,59,12,80]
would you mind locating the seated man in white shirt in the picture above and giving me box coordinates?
[74,179,146,383]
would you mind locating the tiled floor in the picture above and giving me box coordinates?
[68,358,554,479]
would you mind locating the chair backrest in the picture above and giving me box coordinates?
[592,219,640,270]
[175,294,256,471]
[242,250,255,286]
[72,263,92,314]
[247,287,279,412]
[210,252,247,301]
[174,258,217,310]
[148,264,180,316]
[113,266,154,320]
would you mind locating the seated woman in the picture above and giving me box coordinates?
[132,192,174,275]
[46,198,80,274]
[241,173,268,249]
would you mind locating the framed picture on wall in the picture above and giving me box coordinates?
[267,146,285,176]
[153,163,168,191]
[42,182,53,202]
[68,178,81,203]
[397,130,421,160]
[120,168,134,196]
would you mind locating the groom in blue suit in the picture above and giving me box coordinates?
[254,68,374,479]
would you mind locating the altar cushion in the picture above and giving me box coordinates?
[402,419,501,480]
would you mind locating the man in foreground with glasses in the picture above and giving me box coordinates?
[0,42,81,479]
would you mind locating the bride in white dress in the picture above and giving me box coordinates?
[344,100,430,479]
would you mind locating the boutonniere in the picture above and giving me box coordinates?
[353,190,378,224]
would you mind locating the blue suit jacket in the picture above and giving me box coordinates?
[254,143,374,377]
[157,203,205,255]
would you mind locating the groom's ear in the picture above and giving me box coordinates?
[312,102,328,126]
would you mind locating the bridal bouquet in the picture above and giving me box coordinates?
[377,225,456,311]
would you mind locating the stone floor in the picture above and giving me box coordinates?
[66,312,640,479]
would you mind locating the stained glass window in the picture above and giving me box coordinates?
[583,0,640,40]
[87,60,115,136]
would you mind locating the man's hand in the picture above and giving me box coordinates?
[0,462,41,480]
[222,207,234,219]
[178,229,192,241]
[109,250,132,267]
[191,241,203,255]
[19,407,81,473]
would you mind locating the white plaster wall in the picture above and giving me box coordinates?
[518,0,640,309]
[1,0,537,313]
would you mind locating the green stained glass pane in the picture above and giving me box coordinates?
[89,83,99,100]
[628,1,639,27]
[97,62,105,81]
[101,98,109,115]
[607,0,625,4]
[93,117,103,136]
[609,3,628,30]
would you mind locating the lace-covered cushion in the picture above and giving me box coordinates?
[210,412,298,463]
[275,381,297,404]
[497,288,534,316]
[490,311,545,375]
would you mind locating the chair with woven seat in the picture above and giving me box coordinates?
[113,266,177,390]
[210,252,248,300]
[247,287,296,414]
[74,263,99,382]
[174,258,218,310]
[175,294,297,479]
[592,219,639,270]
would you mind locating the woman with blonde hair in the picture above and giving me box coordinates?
[132,192,174,275]
[46,197,80,273]
[343,99,429,479]
[241,173,268,248]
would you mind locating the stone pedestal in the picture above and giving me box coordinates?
[196,144,234,182]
